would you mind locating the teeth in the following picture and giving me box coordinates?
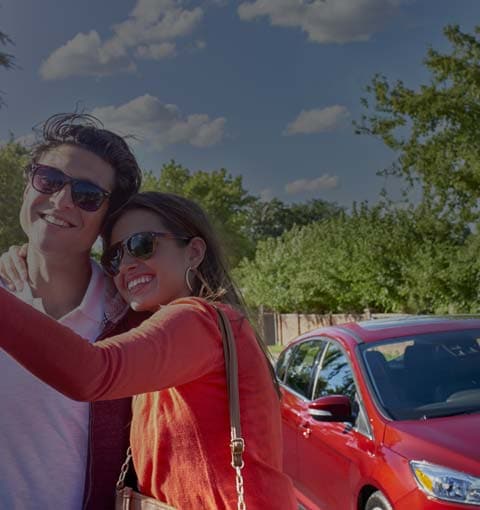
[127,275,153,291]
[43,214,71,228]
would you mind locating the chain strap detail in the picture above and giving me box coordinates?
[116,446,133,490]
[235,466,246,510]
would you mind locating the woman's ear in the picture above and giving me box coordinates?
[186,237,206,269]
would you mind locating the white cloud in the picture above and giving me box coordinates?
[285,174,339,195]
[0,133,37,148]
[14,133,37,148]
[136,42,177,60]
[40,0,203,80]
[285,105,350,135]
[238,0,405,44]
[208,0,229,6]
[91,94,226,149]
[114,1,202,45]
[260,188,275,201]
[40,31,135,80]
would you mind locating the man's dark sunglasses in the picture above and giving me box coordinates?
[101,231,192,277]
[30,163,111,212]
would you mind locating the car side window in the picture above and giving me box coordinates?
[313,341,356,402]
[284,340,325,398]
[276,347,294,383]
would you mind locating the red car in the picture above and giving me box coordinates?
[276,317,480,509]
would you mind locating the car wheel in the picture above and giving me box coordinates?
[365,491,392,510]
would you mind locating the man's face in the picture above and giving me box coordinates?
[20,144,115,257]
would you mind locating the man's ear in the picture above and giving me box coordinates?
[186,237,207,269]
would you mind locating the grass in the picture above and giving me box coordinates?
[268,344,284,361]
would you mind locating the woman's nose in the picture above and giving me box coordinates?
[117,250,140,274]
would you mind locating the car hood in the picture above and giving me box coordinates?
[384,412,480,477]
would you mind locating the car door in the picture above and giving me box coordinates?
[296,340,375,510]
[278,339,326,486]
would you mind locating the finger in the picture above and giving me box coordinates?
[19,243,28,258]
[3,248,24,292]
[9,248,28,291]
[0,255,17,292]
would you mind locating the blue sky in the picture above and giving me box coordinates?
[1,0,479,207]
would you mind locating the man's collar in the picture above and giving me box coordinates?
[103,269,130,326]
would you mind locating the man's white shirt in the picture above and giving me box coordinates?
[0,260,107,510]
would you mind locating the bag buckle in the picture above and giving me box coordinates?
[230,438,245,468]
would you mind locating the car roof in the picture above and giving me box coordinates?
[296,315,480,345]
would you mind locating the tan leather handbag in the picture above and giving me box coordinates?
[115,307,246,510]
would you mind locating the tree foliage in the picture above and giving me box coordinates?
[0,142,29,251]
[0,30,15,108]
[235,202,478,314]
[245,197,344,243]
[0,31,14,69]
[356,24,480,223]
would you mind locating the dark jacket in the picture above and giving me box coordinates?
[82,283,150,510]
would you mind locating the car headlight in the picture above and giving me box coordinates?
[410,461,480,505]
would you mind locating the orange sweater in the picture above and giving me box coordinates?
[0,291,297,509]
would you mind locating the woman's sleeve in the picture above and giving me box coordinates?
[0,289,224,401]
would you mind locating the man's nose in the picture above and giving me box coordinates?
[50,184,75,209]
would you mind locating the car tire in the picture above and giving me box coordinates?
[365,491,392,510]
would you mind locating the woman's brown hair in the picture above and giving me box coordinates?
[102,191,279,394]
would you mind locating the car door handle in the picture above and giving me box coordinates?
[299,422,311,438]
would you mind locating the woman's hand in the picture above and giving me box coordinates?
[0,244,28,292]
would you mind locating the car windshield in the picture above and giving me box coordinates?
[361,329,480,420]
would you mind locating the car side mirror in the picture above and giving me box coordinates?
[308,395,353,422]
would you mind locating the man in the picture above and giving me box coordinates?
[0,113,144,510]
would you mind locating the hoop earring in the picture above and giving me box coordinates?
[185,266,195,293]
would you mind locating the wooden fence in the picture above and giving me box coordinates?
[259,311,404,346]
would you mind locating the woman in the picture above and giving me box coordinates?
[0,192,297,510]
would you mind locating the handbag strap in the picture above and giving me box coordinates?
[116,306,247,510]
[215,307,246,510]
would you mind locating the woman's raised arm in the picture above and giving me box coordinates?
[0,290,223,400]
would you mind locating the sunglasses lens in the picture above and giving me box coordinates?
[127,233,156,259]
[101,233,155,276]
[32,166,64,194]
[71,181,106,212]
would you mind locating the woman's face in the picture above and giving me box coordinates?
[109,208,205,312]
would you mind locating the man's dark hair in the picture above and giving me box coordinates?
[28,113,142,215]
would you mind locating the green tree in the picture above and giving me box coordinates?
[235,202,474,314]
[356,24,480,223]
[0,31,14,68]
[142,160,256,265]
[0,142,28,251]
[245,198,343,243]
[0,30,15,108]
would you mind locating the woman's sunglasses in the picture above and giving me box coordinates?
[30,163,111,212]
[101,231,192,277]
